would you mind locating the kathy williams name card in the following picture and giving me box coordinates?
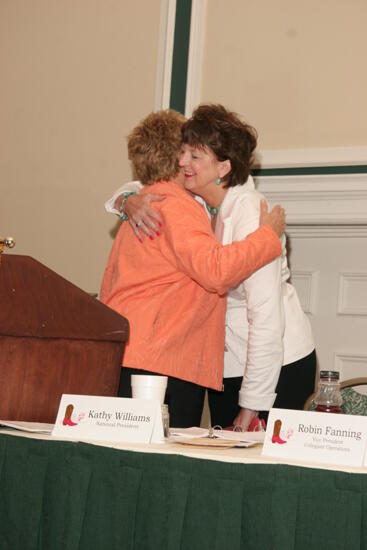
[52,394,164,443]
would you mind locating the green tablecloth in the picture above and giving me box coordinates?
[1,433,367,550]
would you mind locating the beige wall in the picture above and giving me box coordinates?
[200,0,367,150]
[0,0,162,293]
[3,1,366,295]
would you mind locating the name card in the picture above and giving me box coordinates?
[51,394,164,444]
[262,408,367,467]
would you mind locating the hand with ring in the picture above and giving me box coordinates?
[121,193,166,241]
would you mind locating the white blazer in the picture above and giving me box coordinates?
[216,178,314,410]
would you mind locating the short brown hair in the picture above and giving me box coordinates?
[127,110,186,185]
[182,104,257,188]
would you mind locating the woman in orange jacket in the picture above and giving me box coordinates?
[100,110,285,427]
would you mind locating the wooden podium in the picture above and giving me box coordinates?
[0,254,129,423]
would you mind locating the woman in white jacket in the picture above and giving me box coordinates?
[107,104,315,430]
[204,175,315,428]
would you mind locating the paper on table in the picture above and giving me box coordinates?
[170,427,208,438]
[169,427,265,445]
[0,420,54,434]
[171,437,239,448]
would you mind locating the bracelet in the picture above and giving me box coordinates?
[119,191,137,221]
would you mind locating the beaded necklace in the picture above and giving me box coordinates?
[205,203,219,217]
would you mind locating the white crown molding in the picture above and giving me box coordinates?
[255,146,367,169]
[185,0,207,116]
[255,173,367,227]
[155,0,177,110]
[287,226,367,239]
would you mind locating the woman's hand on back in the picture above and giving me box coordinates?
[119,193,166,241]
[259,199,286,238]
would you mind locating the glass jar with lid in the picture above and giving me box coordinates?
[314,370,343,413]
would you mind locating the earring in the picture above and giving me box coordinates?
[216,177,221,186]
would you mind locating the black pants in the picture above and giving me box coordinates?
[118,367,206,428]
[207,350,317,427]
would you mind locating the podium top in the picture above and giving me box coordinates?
[0,255,129,342]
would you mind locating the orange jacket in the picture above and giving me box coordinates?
[100,181,281,390]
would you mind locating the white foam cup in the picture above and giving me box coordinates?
[131,375,168,404]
